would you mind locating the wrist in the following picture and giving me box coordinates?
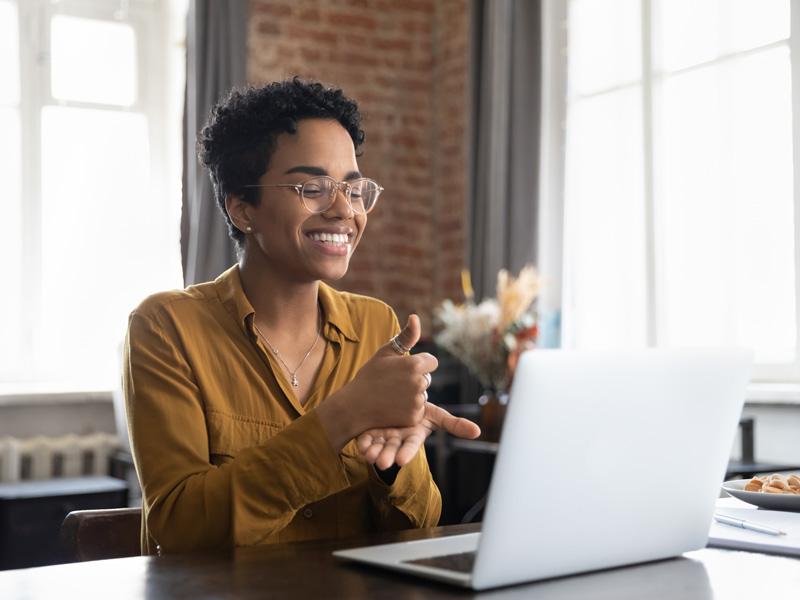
[317,391,361,452]
[374,463,400,486]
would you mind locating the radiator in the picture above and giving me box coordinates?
[0,433,119,483]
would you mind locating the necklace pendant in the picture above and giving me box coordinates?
[291,374,299,387]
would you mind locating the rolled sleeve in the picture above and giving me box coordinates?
[232,410,351,546]
[367,444,442,530]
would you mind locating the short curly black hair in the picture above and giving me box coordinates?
[198,77,365,249]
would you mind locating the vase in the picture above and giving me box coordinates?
[478,389,508,443]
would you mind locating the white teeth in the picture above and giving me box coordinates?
[309,232,349,245]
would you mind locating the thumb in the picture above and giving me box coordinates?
[380,314,421,356]
[424,404,482,439]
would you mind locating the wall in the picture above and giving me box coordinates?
[9,2,799,471]
[248,0,471,331]
[0,0,472,446]
[0,397,116,437]
[739,404,800,464]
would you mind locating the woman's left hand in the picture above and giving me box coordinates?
[356,403,481,470]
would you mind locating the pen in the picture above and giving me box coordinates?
[714,513,786,536]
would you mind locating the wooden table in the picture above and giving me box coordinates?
[1,523,798,599]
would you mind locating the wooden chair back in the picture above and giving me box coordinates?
[60,507,141,562]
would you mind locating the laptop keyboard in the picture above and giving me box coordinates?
[404,551,476,573]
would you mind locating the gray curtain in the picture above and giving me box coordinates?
[468,0,541,301]
[181,0,248,286]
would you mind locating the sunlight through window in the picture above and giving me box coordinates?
[0,0,185,392]
[563,0,797,379]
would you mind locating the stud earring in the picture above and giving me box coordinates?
[246,226,253,233]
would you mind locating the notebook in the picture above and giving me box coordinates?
[709,499,800,557]
[334,348,753,590]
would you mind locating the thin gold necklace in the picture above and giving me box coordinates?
[254,307,322,388]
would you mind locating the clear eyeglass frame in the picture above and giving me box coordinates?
[242,176,384,215]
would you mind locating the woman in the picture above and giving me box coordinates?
[124,78,480,554]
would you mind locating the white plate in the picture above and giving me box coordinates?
[721,479,800,512]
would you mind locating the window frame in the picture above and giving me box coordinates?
[3,0,179,394]
[540,0,800,400]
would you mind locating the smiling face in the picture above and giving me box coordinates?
[228,118,368,283]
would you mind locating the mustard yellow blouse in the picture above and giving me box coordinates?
[123,265,441,555]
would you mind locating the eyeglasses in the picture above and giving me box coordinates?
[242,176,384,215]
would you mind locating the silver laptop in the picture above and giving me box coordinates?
[334,348,752,590]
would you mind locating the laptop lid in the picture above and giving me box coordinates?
[471,348,751,590]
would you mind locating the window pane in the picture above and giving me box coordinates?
[50,15,137,106]
[0,108,23,380]
[39,107,182,389]
[657,48,795,363]
[0,0,20,105]
[568,0,641,96]
[656,0,789,72]
[564,88,648,349]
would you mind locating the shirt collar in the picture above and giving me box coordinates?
[215,265,255,333]
[318,282,360,343]
[214,265,360,343]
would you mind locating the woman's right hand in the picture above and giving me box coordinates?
[317,314,437,451]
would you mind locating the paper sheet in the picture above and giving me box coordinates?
[708,503,800,557]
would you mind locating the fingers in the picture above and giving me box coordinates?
[362,436,386,464]
[411,352,438,376]
[394,432,425,466]
[375,436,402,470]
[355,313,437,433]
[424,403,482,439]
[356,427,427,469]
[356,432,374,454]
[358,429,402,466]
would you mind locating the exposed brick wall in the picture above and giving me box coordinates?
[431,0,470,308]
[247,0,470,334]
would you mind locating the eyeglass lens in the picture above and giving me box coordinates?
[300,177,381,214]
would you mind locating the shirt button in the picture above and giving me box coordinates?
[303,508,313,519]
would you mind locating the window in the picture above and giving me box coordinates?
[560,0,799,384]
[0,0,186,393]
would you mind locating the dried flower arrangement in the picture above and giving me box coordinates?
[434,265,540,392]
